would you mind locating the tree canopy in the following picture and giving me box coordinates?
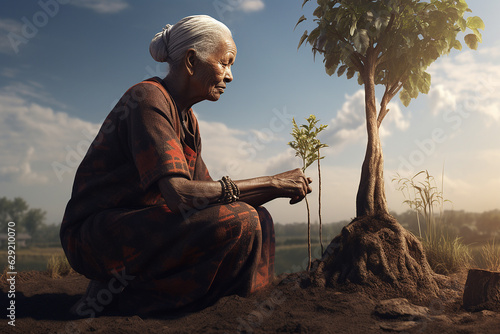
[298,0,484,110]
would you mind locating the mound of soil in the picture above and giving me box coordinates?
[309,215,444,304]
[1,269,500,333]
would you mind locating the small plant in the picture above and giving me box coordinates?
[392,169,450,242]
[47,254,73,278]
[393,169,472,274]
[288,114,328,271]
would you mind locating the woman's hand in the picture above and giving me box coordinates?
[271,168,313,204]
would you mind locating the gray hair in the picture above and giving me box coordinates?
[149,15,232,67]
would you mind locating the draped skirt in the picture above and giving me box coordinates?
[61,201,275,314]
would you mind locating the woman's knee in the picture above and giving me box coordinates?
[214,202,261,239]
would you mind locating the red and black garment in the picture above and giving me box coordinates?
[60,77,275,314]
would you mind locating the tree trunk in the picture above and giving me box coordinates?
[356,54,389,218]
[463,269,500,311]
[301,49,442,303]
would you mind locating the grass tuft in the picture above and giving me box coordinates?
[47,254,73,278]
[423,234,472,275]
[480,239,500,272]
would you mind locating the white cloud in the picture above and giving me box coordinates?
[198,117,291,180]
[325,89,410,153]
[70,0,129,14]
[428,84,457,116]
[0,84,100,185]
[428,46,500,122]
[0,147,48,184]
[3,81,68,109]
[239,0,265,12]
[443,175,473,196]
[213,0,265,21]
[0,18,23,54]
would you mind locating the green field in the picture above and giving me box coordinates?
[1,247,65,272]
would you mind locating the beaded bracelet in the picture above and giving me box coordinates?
[217,176,240,204]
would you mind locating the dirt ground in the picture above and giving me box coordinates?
[1,270,499,333]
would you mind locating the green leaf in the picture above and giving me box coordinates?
[307,27,320,45]
[357,73,364,85]
[325,64,337,76]
[421,72,431,94]
[457,17,467,32]
[346,67,356,80]
[471,28,483,43]
[350,20,357,37]
[337,65,348,77]
[467,16,485,30]
[400,89,411,107]
[295,15,307,31]
[298,30,308,50]
[353,29,369,54]
[452,40,462,51]
[313,6,323,18]
[464,34,478,50]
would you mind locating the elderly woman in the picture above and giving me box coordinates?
[61,15,311,316]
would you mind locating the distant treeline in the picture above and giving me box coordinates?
[2,193,498,249]
[275,209,500,245]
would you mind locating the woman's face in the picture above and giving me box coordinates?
[192,35,237,102]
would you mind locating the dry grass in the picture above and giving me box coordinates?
[46,254,73,278]
[392,170,473,275]
[480,240,500,272]
[423,234,472,275]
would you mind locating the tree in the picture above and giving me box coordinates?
[476,210,500,237]
[297,0,483,300]
[298,0,483,217]
[0,197,46,236]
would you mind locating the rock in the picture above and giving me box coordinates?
[378,321,420,332]
[479,309,497,317]
[429,314,453,326]
[373,298,429,320]
[463,269,500,311]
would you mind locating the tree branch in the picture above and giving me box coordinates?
[385,13,396,33]
[377,88,391,127]
[349,53,365,74]
[377,74,407,127]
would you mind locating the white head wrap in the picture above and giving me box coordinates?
[149,15,232,66]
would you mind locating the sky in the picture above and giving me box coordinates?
[0,0,499,226]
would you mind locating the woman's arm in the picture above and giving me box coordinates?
[158,168,312,214]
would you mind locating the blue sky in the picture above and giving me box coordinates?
[1,0,499,225]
